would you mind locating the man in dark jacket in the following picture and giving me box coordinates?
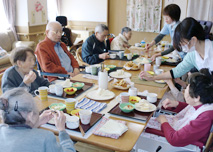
[82,24,109,65]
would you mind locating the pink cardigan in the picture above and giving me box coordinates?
[161,102,213,148]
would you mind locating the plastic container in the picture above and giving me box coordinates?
[141,40,146,48]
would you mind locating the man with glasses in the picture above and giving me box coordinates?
[35,21,80,82]
[82,24,109,65]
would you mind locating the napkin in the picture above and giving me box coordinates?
[76,98,107,113]
[83,74,113,82]
[93,117,128,139]
[138,90,149,96]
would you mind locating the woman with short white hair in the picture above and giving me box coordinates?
[0,88,76,152]
[111,27,132,50]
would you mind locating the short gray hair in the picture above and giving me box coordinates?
[46,21,62,31]
[95,24,109,33]
[0,88,38,125]
[121,27,132,34]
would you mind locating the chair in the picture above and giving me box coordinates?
[56,16,83,54]
[203,124,213,152]
[198,20,212,39]
[35,56,70,80]
[76,47,89,66]
[106,33,115,50]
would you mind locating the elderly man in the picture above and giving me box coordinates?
[35,21,80,82]
[82,24,109,65]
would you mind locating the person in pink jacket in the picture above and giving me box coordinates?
[146,68,213,150]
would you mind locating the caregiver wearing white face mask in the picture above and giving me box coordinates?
[139,17,213,81]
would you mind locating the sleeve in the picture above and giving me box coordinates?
[36,44,68,74]
[154,34,166,44]
[161,46,174,56]
[81,40,101,65]
[160,24,170,35]
[45,131,76,152]
[161,113,212,147]
[1,70,29,93]
[34,70,50,87]
[171,52,196,78]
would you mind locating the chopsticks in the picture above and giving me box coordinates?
[79,122,85,137]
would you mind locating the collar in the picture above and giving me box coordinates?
[9,124,32,129]
[204,39,211,60]
[194,104,203,110]
[14,66,25,79]
[92,34,103,44]
[119,33,128,42]
[45,36,59,46]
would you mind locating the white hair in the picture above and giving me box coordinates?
[95,24,109,33]
[46,21,62,31]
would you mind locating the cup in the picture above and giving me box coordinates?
[153,64,159,73]
[144,63,151,72]
[66,116,79,129]
[118,51,124,59]
[127,53,132,60]
[65,98,77,113]
[49,84,55,94]
[155,69,164,75]
[34,86,49,101]
[155,57,162,66]
[79,110,92,125]
[120,92,130,103]
[128,87,138,96]
[147,93,157,103]
[109,53,116,59]
[85,66,91,73]
[91,66,98,75]
[55,84,63,96]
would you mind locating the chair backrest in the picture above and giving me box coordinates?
[198,20,212,39]
[203,124,213,152]
[76,47,89,66]
[106,33,115,50]
[56,16,73,47]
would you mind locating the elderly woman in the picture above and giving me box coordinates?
[140,17,213,81]
[0,88,76,152]
[110,27,132,50]
[1,47,49,94]
[143,69,213,151]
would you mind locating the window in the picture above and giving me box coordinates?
[47,0,57,21]
[0,0,10,32]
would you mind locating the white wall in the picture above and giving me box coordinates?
[16,0,28,26]
[60,0,108,22]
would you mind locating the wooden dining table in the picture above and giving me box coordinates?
[36,58,174,152]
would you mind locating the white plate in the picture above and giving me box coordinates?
[54,80,73,88]
[135,102,157,112]
[155,80,166,84]
[109,71,132,78]
[86,90,115,100]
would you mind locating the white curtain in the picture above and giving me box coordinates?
[187,0,213,33]
[2,0,18,40]
[56,0,61,16]
[127,0,162,33]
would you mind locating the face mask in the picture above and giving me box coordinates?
[181,40,196,53]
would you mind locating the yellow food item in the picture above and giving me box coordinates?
[114,79,128,88]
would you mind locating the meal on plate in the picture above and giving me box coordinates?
[50,104,66,111]
[123,105,134,110]
[135,102,153,111]
[114,79,129,88]
[125,61,139,69]
[166,59,177,63]
[134,57,150,64]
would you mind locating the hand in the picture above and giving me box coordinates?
[123,43,129,48]
[68,72,75,77]
[139,71,155,81]
[151,53,161,62]
[174,78,187,89]
[36,110,53,127]
[52,110,66,131]
[23,70,36,85]
[162,98,179,109]
[99,52,109,60]
[156,115,168,124]
[73,68,80,76]
[145,43,151,50]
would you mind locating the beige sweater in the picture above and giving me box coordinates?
[110,33,129,50]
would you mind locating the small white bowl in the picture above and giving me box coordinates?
[66,115,79,129]
[146,93,157,103]
[110,54,116,59]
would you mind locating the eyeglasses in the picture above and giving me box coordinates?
[14,101,25,121]
[50,30,63,35]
